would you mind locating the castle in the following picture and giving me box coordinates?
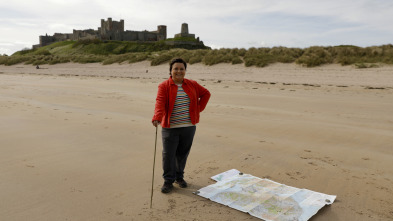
[33,18,203,48]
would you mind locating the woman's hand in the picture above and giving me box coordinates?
[152,120,160,127]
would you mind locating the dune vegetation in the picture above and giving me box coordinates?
[1,39,393,68]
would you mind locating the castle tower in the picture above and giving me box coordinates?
[120,19,125,32]
[181,23,189,34]
[108,17,112,27]
[101,19,105,35]
[174,23,195,38]
[157,25,167,40]
[100,18,124,40]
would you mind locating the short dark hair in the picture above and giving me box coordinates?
[169,58,187,75]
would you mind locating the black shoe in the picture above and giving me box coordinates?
[161,182,173,193]
[175,178,188,188]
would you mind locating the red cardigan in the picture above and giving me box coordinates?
[152,77,211,128]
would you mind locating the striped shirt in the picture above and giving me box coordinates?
[170,84,193,128]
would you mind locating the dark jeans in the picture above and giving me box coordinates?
[161,126,196,183]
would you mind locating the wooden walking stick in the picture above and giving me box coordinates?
[150,126,158,209]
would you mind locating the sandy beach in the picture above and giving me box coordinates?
[1,62,392,220]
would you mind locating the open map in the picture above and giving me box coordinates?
[195,169,336,221]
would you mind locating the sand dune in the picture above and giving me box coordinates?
[1,62,392,220]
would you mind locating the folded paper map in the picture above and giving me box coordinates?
[195,169,336,221]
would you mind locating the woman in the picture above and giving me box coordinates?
[152,58,211,193]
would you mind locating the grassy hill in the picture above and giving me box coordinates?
[1,39,393,68]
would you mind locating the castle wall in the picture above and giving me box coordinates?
[34,19,203,49]
[101,31,123,41]
[137,32,145,41]
[123,31,138,41]
[165,41,203,46]
[122,31,160,41]
[53,33,72,41]
[73,29,98,40]
[174,33,195,38]
[145,32,158,41]
[39,35,56,46]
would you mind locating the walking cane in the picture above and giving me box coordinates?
[150,125,158,209]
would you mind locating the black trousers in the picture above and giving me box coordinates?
[161,126,196,183]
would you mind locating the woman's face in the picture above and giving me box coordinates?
[171,62,186,84]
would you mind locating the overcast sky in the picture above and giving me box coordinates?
[1,0,393,55]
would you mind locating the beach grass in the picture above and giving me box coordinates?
[2,41,393,67]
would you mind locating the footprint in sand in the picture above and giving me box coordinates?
[285,171,305,180]
[167,199,176,212]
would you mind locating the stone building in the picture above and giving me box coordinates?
[33,19,205,49]
[33,18,167,48]
[100,18,124,40]
[38,33,73,47]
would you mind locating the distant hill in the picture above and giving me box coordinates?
[20,38,210,56]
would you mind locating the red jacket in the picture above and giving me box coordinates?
[152,77,211,128]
